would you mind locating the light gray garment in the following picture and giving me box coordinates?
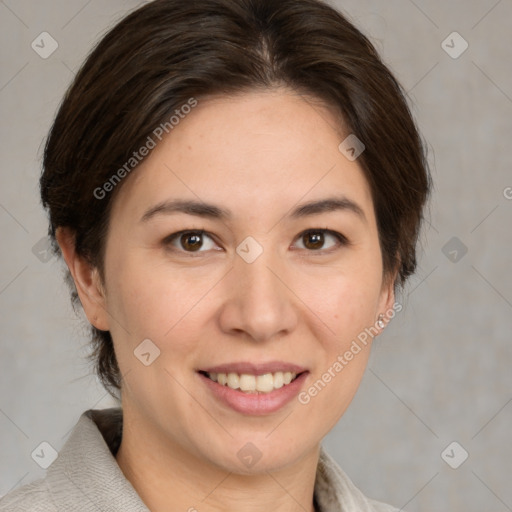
[0,408,400,511]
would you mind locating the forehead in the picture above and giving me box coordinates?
[111,89,375,225]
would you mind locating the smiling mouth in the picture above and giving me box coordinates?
[199,370,304,394]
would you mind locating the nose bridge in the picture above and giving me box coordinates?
[237,234,285,300]
[222,237,296,341]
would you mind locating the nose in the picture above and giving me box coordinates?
[218,244,298,343]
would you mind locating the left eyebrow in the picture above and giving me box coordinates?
[140,196,366,223]
[288,197,366,222]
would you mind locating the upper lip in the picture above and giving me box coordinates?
[198,361,308,376]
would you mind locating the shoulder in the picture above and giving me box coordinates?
[0,478,57,512]
[0,408,123,512]
[1,408,148,512]
[316,446,403,512]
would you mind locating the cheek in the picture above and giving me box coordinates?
[310,260,383,340]
[299,275,379,430]
[109,268,188,336]
[104,259,209,411]
[324,284,378,371]
[104,254,219,364]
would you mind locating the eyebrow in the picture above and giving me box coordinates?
[140,196,366,223]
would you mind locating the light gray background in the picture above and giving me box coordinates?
[1,1,511,511]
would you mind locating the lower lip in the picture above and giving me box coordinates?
[198,372,309,415]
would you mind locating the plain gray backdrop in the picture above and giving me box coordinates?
[1,1,511,511]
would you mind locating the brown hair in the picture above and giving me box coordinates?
[41,0,431,397]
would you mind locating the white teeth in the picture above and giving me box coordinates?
[255,373,274,392]
[273,372,284,389]
[239,374,256,391]
[206,371,298,393]
[227,373,239,389]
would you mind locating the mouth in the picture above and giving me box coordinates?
[196,364,310,415]
[198,370,305,394]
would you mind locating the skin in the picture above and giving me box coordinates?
[57,88,396,512]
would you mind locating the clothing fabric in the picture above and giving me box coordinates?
[0,408,400,511]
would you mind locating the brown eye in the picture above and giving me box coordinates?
[164,230,217,254]
[180,232,203,251]
[303,231,325,250]
[295,229,348,252]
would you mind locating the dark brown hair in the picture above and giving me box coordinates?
[41,0,431,397]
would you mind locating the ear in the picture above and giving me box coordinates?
[56,227,110,331]
[376,269,398,331]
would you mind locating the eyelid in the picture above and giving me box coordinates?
[163,229,217,252]
[163,228,349,255]
[294,228,350,252]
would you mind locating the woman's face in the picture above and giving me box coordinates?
[95,89,395,472]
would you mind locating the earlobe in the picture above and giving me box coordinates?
[55,227,110,331]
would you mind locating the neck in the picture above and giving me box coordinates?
[115,407,320,512]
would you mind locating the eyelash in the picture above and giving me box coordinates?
[163,228,349,257]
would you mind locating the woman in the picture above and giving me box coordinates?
[0,0,430,510]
